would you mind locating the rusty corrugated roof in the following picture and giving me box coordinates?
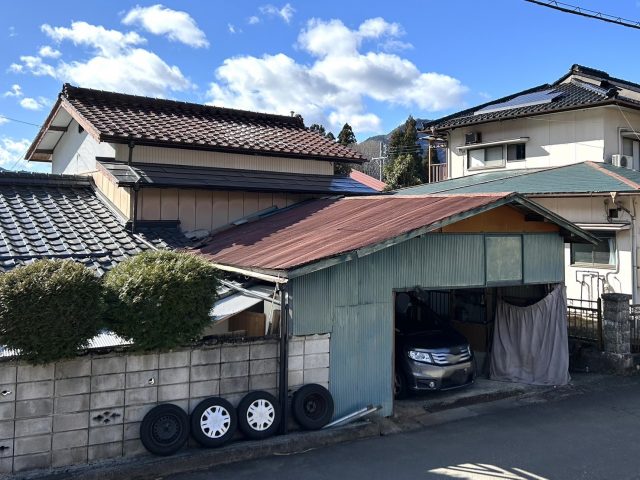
[190,193,521,273]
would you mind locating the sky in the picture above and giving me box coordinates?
[2,0,640,172]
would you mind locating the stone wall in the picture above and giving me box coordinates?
[0,334,330,475]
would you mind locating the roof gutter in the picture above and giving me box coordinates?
[209,263,288,284]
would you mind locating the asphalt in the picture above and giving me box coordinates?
[165,375,640,480]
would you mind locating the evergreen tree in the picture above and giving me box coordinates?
[384,154,421,190]
[335,123,357,175]
[384,115,424,187]
[309,124,327,136]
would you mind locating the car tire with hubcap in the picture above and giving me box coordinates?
[394,369,409,400]
[237,390,281,439]
[292,383,334,430]
[140,404,190,456]
[190,397,237,448]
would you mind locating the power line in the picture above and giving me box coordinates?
[524,0,640,30]
[0,114,42,128]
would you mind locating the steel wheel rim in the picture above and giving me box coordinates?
[303,393,325,420]
[200,405,231,438]
[246,399,275,431]
[152,414,182,444]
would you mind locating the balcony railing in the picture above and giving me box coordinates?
[429,163,448,183]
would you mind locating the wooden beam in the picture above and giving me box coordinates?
[48,125,67,132]
[34,149,54,155]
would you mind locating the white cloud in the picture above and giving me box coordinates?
[8,27,16,38]
[0,138,31,169]
[207,17,466,133]
[259,4,295,23]
[19,97,49,111]
[38,45,62,58]
[11,21,191,98]
[122,4,209,48]
[248,16,260,25]
[0,117,8,126]
[228,23,239,34]
[3,84,22,97]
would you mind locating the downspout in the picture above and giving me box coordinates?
[132,184,140,234]
[278,283,290,435]
[613,196,637,302]
[127,140,135,166]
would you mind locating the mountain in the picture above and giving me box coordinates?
[354,118,431,160]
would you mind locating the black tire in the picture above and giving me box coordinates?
[292,384,334,430]
[139,404,189,456]
[237,391,281,439]
[190,397,237,448]
[394,369,409,400]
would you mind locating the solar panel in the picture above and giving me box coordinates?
[474,89,563,115]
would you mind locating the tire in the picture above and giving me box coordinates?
[394,369,409,400]
[237,391,281,439]
[190,397,237,448]
[292,384,334,430]
[139,404,189,456]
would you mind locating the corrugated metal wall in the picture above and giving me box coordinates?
[289,232,564,418]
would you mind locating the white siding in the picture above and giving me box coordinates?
[51,120,115,174]
[603,106,640,164]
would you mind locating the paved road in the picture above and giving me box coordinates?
[167,377,640,480]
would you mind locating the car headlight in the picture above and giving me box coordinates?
[408,350,432,363]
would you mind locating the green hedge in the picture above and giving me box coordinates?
[103,251,219,351]
[0,260,104,363]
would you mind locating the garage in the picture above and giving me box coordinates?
[190,193,595,419]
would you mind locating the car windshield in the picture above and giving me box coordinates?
[396,293,447,333]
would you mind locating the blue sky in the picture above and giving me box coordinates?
[1,0,640,171]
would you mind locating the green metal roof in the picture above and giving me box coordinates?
[395,162,640,196]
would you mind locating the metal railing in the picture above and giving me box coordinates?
[630,304,640,353]
[428,163,448,183]
[567,298,603,350]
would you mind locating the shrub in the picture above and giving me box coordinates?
[103,251,219,351]
[0,260,104,363]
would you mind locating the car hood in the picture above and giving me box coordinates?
[400,328,470,351]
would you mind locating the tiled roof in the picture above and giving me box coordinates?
[97,160,379,195]
[0,172,184,274]
[395,162,640,196]
[28,84,364,163]
[425,65,640,131]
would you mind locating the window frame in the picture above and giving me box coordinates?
[507,143,526,162]
[467,146,506,171]
[569,230,617,269]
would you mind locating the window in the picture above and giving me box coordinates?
[468,146,505,169]
[570,231,616,267]
[507,143,526,161]
[485,235,523,284]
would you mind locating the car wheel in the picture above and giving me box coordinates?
[394,369,409,400]
[190,397,237,448]
[292,384,334,430]
[140,404,190,456]
[237,391,281,439]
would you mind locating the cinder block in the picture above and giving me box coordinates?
[304,338,330,355]
[0,366,16,384]
[124,404,155,423]
[17,364,54,382]
[288,370,304,388]
[125,370,158,389]
[288,355,303,371]
[90,407,123,427]
[55,359,91,379]
[88,441,122,461]
[158,383,189,402]
[303,367,329,385]
[0,439,11,457]
[53,430,88,450]
[288,338,305,356]
[250,358,278,375]
[189,380,219,398]
[13,452,50,472]
[14,434,51,455]
[220,392,244,408]
[250,342,278,360]
[55,377,90,397]
[91,356,126,376]
[89,425,123,445]
[221,361,248,378]
[125,387,157,406]
[0,457,12,474]
[159,367,189,385]
[0,385,15,403]
[54,394,89,414]
[219,376,248,395]
[16,399,52,419]
[126,354,158,372]
[190,365,220,382]
[304,353,330,370]
[188,397,207,411]
[123,439,148,458]
[16,381,53,401]
[124,422,140,440]
[249,374,277,391]
[91,374,125,392]
[52,446,87,468]
[0,403,14,420]
[0,420,13,439]
[53,412,89,432]
[90,390,124,410]
[190,348,220,366]
[15,417,52,437]
[221,345,250,363]
[158,351,190,369]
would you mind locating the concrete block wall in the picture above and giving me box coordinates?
[0,334,329,475]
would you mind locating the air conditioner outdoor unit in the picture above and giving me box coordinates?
[465,132,481,145]
[611,154,633,169]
